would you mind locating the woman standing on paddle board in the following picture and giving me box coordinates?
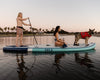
[16,12,31,47]
[54,26,67,48]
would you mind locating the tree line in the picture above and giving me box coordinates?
[0,26,98,34]
[0,27,70,34]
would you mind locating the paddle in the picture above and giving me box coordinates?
[28,18,38,45]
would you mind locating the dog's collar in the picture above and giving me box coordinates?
[88,32,91,36]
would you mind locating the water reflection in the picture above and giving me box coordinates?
[53,53,65,74]
[52,50,95,74]
[3,49,96,80]
[15,53,36,80]
[16,54,29,80]
[1,36,100,80]
[74,52,94,68]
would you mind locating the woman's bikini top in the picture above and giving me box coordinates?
[55,34,60,41]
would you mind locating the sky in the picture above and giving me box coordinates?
[0,0,100,32]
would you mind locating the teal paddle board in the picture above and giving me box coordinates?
[31,43,96,52]
[3,43,96,53]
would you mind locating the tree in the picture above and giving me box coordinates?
[51,28,55,33]
[13,26,16,32]
[10,26,17,32]
[7,27,10,32]
[0,27,3,32]
[46,29,49,32]
[59,29,69,34]
[11,27,14,32]
[4,27,7,32]
[42,29,45,33]
[39,28,42,31]
[32,28,38,33]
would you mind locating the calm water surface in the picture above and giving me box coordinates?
[0,36,100,80]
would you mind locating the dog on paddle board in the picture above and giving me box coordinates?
[74,29,95,46]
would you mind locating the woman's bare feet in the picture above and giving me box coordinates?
[16,45,18,47]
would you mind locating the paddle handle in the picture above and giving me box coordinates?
[28,18,38,45]
[28,18,32,28]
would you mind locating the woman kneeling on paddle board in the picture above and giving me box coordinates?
[54,26,67,48]
[16,12,31,47]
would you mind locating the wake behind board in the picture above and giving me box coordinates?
[3,43,95,52]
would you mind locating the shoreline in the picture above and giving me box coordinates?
[0,33,99,37]
[0,33,73,37]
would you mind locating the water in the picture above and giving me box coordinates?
[0,36,100,80]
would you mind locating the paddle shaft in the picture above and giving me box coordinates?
[28,18,38,45]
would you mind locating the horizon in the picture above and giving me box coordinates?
[0,0,100,32]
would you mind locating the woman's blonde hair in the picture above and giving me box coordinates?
[17,12,22,18]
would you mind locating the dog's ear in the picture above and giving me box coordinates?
[93,29,95,31]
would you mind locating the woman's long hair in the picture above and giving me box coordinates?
[54,26,60,36]
[17,12,22,18]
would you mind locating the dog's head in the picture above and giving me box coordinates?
[89,29,95,35]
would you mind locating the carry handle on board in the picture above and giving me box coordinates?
[28,18,38,45]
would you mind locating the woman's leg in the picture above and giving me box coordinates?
[20,34,23,46]
[55,41,64,46]
[62,42,67,45]
[65,42,67,45]
[59,39,67,45]
[16,34,19,47]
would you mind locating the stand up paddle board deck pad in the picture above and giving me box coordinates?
[3,45,28,52]
[32,43,96,52]
[3,43,96,52]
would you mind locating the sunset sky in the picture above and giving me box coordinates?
[0,0,100,32]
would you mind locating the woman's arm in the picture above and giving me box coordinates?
[18,17,29,21]
[22,22,31,26]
